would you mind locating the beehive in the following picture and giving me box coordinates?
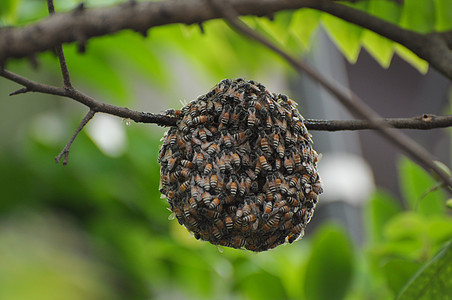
[159,78,322,252]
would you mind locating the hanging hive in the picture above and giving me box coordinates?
[158,78,322,252]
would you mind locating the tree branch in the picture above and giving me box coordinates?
[207,0,452,190]
[1,0,450,78]
[0,68,177,127]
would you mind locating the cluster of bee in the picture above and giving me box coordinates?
[159,78,322,252]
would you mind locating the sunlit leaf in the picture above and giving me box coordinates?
[399,0,435,33]
[434,0,452,30]
[321,14,363,63]
[290,8,322,50]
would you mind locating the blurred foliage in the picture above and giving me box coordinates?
[2,0,452,299]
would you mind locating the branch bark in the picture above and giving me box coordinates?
[1,0,452,79]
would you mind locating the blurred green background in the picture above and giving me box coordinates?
[2,1,452,299]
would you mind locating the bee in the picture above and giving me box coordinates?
[248,107,257,127]
[246,168,257,180]
[232,236,246,249]
[275,158,281,170]
[179,181,190,192]
[195,152,204,167]
[217,157,226,173]
[274,193,283,203]
[231,152,241,169]
[263,215,280,231]
[238,176,246,196]
[189,197,198,210]
[264,201,273,215]
[260,136,271,156]
[215,219,225,231]
[206,143,219,156]
[294,120,304,133]
[210,173,219,190]
[254,160,262,176]
[265,190,274,202]
[233,130,249,145]
[220,108,230,125]
[186,216,199,229]
[221,132,233,148]
[301,174,310,185]
[256,193,265,205]
[293,153,302,168]
[180,159,193,168]
[259,155,271,172]
[230,177,238,196]
[276,143,285,158]
[191,186,201,200]
[183,202,192,218]
[193,115,208,125]
[280,220,293,230]
[284,157,294,173]
[243,203,252,215]
[167,157,176,171]
[209,197,220,210]
[278,205,289,214]
[288,223,304,243]
[225,216,234,231]
[198,102,207,114]
[313,181,323,194]
[197,128,208,142]
[223,152,232,171]
[280,182,289,194]
[265,94,275,110]
[206,209,220,219]
[211,226,222,240]
[283,211,294,220]
[204,161,213,175]
[214,101,223,113]
[265,115,273,131]
[272,132,280,149]
[287,196,298,207]
[201,191,212,206]
[289,176,299,188]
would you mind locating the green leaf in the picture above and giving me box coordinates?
[255,11,294,47]
[398,157,445,216]
[383,259,421,295]
[434,0,452,30]
[0,0,18,25]
[321,13,363,63]
[360,0,402,68]
[398,241,452,299]
[399,0,435,33]
[304,224,354,300]
[289,9,322,50]
[365,190,402,244]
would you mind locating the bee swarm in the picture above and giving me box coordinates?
[159,78,322,252]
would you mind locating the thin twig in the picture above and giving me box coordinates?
[207,0,452,190]
[47,0,72,88]
[55,109,95,165]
